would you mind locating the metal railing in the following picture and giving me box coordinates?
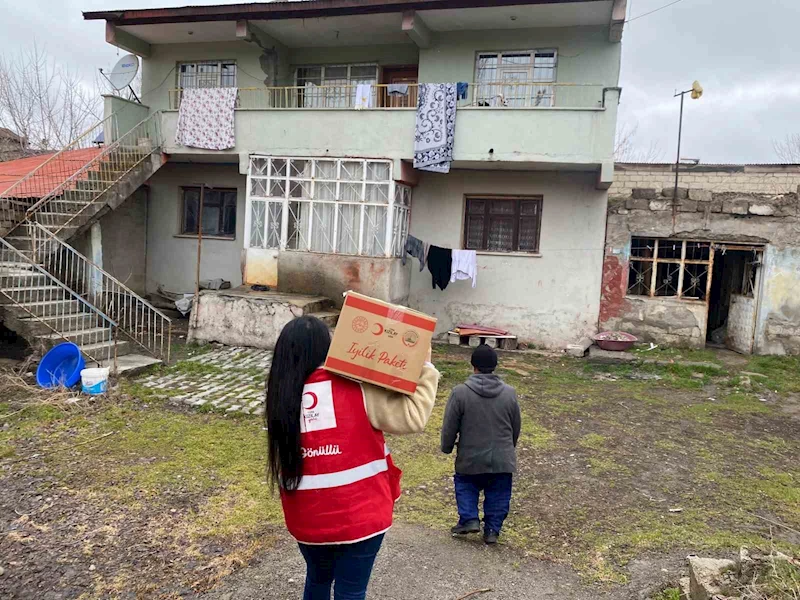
[168,82,608,111]
[25,112,163,236]
[0,235,118,365]
[0,114,118,233]
[27,221,171,361]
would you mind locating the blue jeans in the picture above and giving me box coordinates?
[298,533,384,600]
[454,473,513,534]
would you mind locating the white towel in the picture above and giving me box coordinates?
[450,249,477,288]
[354,84,372,110]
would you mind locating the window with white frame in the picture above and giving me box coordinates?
[627,238,712,300]
[246,156,411,258]
[474,50,557,107]
[295,64,379,108]
[177,60,237,89]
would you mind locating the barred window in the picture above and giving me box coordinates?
[464,196,542,253]
[177,60,237,89]
[627,238,712,299]
[246,156,411,258]
[180,187,237,238]
[474,50,557,107]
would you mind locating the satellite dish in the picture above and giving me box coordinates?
[691,80,703,100]
[107,54,139,90]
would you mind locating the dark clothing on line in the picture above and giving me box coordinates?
[402,234,426,271]
[426,245,452,290]
[456,82,469,100]
[454,473,513,534]
[298,534,384,600]
[441,373,521,475]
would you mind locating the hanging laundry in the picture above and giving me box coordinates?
[423,242,431,266]
[427,245,452,291]
[414,83,457,174]
[450,249,477,288]
[387,83,410,96]
[175,87,238,150]
[456,82,469,100]
[403,235,427,271]
[354,84,373,109]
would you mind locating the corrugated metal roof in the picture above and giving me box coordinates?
[0,147,102,198]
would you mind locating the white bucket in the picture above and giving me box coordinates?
[81,367,110,395]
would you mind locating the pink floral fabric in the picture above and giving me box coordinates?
[174,87,238,150]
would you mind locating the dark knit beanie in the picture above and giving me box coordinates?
[471,344,498,373]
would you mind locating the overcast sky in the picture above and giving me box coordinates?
[1,0,798,164]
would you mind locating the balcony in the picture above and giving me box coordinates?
[161,82,619,171]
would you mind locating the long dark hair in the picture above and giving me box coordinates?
[266,316,331,492]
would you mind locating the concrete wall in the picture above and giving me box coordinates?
[145,163,246,294]
[600,166,800,354]
[610,164,800,197]
[407,169,607,349]
[278,251,411,307]
[71,187,148,295]
[102,96,150,141]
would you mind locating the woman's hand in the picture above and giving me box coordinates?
[425,345,432,364]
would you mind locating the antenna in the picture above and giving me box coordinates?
[99,54,140,103]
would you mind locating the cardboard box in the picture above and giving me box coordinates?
[324,292,437,394]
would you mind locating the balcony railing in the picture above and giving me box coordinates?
[168,82,607,111]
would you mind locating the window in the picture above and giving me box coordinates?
[246,156,411,258]
[181,187,237,238]
[177,60,237,89]
[295,64,379,108]
[474,50,557,107]
[464,196,542,253]
[627,238,712,299]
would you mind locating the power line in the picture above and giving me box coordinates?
[626,0,688,24]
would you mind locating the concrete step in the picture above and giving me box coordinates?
[0,272,50,289]
[308,309,340,328]
[0,285,70,304]
[4,236,33,251]
[18,312,100,336]
[300,298,337,315]
[37,326,115,348]
[99,353,162,376]
[4,298,84,318]
[80,339,134,362]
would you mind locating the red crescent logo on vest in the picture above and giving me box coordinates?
[302,392,319,410]
[372,323,384,336]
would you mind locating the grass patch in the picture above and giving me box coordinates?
[650,588,681,600]
[744,355,800,393]
[588,457,630,476]
[579,433,608,451]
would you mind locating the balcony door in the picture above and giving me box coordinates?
[381,65,418,108]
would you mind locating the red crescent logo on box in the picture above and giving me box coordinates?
[302,392,319,410]
[352,316,368,333]
[372,323,384,336]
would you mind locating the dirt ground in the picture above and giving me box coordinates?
[0,345,798,599]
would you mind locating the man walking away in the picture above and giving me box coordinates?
[441,344,521,544]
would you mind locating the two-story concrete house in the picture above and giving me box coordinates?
[0,0,625,366]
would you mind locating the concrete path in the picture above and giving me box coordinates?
[198,523,645,600]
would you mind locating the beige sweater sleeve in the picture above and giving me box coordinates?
[362,364,441,435]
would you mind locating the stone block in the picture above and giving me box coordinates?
[709,200,723,213]
[468,336,481,348]
[649,200,671,211]
[617,208,630,215]
[448,332,461,345]
[688,189,712,202]
[626,198,650,211]
[587,345,638,364]
[661,187,689,199]
[688,556,737,600]
[678,200,698,212]
[748,204,775,216]
[566,337,593,358]
[722,199,749,215]
[632,187,657,200]
[484,337,498,349]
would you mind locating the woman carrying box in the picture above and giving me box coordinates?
[266,315,440,600]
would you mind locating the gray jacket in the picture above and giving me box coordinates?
[440,374,521,475]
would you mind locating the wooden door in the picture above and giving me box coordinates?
[381,65,419,108]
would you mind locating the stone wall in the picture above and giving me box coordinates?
[609,163,800,197]
[600,163,800,354]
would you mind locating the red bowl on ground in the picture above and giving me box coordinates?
[594,331,637,352]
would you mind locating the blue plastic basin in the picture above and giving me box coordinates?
[36,342,86,389]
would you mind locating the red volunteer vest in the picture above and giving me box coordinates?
[280,368,402,545]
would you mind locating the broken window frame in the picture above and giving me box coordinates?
[627,238,714,301]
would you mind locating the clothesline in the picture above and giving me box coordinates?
[403,234,477,291]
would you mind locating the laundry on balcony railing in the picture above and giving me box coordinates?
[174,87,238,150]
[413,83,458,174]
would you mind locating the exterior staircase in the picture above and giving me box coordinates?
[0,111,171,367]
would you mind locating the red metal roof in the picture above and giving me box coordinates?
[0,147,102,199]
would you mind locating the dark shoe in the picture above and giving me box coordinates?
[451,520,481,535]
[483,530,499,545]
